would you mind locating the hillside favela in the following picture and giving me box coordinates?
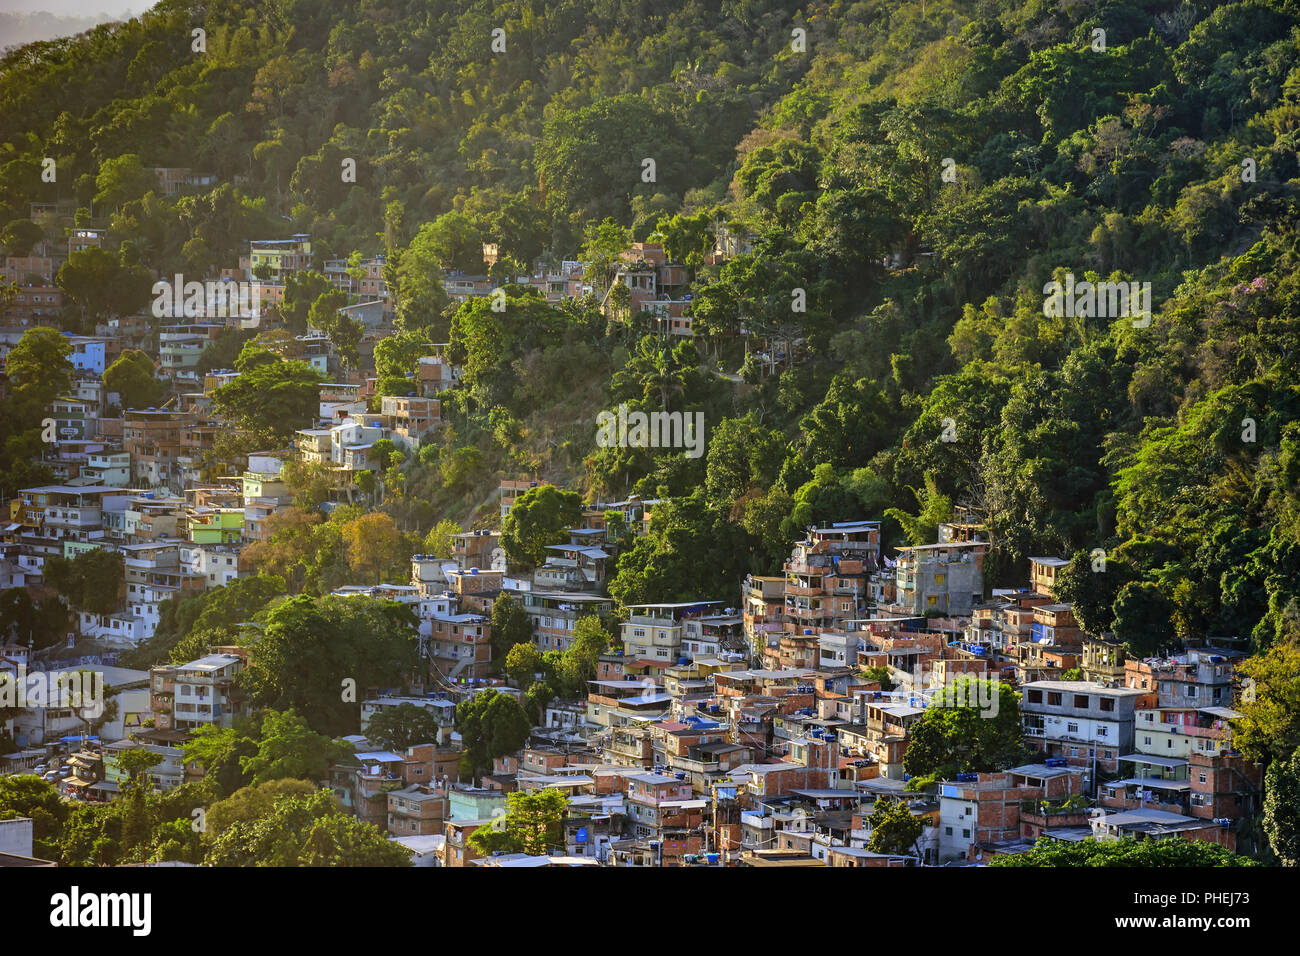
[0,0,1296,904]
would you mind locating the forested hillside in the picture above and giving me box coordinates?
[2,0,1298,659]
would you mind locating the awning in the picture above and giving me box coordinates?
[1118,753,1187,769]
[1199,706,1242,720]
[1110,777,1191,791]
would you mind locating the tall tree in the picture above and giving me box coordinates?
[901,679,1025,780]
[364,703,441,751]
[242,595,420,736]
[501,485,583,567]
[102,348,162,410]
[455,689,531,781]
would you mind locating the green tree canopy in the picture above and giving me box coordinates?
[364,702,442,751]
[902,679,1025,780]
[204,788,411,866]
[241,595,421,736]
[989,836,1258,867]
[455,688,531,782]
[501,484,583,567]
[102,348,162,410]
[865,797,924,856]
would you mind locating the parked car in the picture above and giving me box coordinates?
[32,763,47,775]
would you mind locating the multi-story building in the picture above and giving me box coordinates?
[294,428,332,466]
[122,493,184,541]
[243,235,313,284]
[416,351,461,395]
[533,531,610,593]
[740,574,784,658]
[158,324,222,383]
[329,416,385,473]
[1,284,63,323]
[82,451,131,487]
[1020,680,1152,786]
[123,409,196,487]
[781,522,880,636]
[518,590,613,653]
[151,167,217,196]
[621,601,723,667]
[1027,556,1070,599]
[188,508,243,545]
[888,541,986,618]
[153,653,247,731]
[387,785,448,837]
[1127,648,1241,710]
[379,395,440,449]
[621,771,705,863]
[499,478,550,517]
[1013,603,1083,682]
[102,739,186,793]
[938,763,1086,862]
[585,680,673,729]
[17,485,129,571]
[418,596,492,682]
[1081,635,1129,686]
[66,336,108,376]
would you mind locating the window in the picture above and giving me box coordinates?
[1199,773,1207,784]
[1047,692,1062,706]
[1067,722,1079,733]
[1143,736,1151,746]
[943,826,952,836]
[964,806,972,816]
[1097,726,1108,737]
[1099,698,1115,712]
[962,829,970,839]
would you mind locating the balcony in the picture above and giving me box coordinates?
[628,614,677,628]
[784,605,829,621]
[671,754,721,775]
[784,583,823,598]
[784,559,831,575]
[43,509,102,529]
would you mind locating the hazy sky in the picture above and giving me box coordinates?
[0,0,152,15]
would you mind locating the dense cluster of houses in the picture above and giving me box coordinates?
[1,501,1262,866]
[0,205,1262,867]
